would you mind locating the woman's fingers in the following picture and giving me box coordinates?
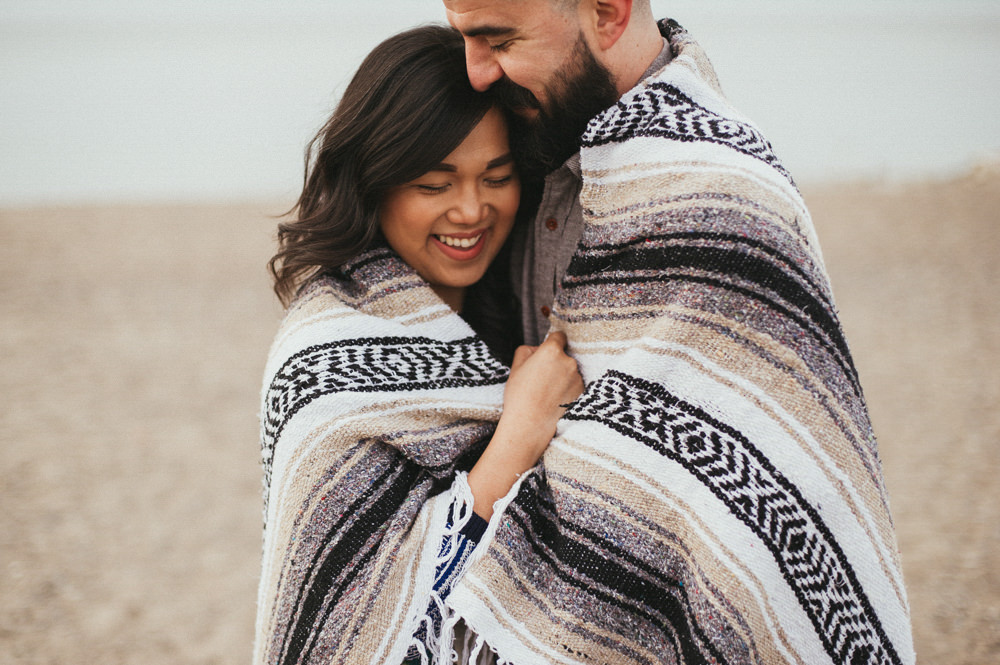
[507,330,584,414]
[541,330,568,349]
[541,331,583,400]
[511,343,536,369]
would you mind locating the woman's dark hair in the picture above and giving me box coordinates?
[269,24,497,306]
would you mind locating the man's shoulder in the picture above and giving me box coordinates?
[583,23,795,189]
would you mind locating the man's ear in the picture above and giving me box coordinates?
[584,0,632,51]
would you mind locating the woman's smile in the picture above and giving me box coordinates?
[379,107,520,311]
[432,229,490,260]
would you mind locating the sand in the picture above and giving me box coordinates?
[1,170,998,664]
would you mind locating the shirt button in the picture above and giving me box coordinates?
[545,217,558,231]
[540,306,551,317]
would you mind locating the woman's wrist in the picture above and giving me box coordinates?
[468,423,548,519]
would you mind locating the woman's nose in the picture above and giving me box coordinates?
[446,187,486,225]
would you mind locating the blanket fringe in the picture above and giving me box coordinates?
[406,470,535,663]
[406,474,480,664]
[433,472,534,665]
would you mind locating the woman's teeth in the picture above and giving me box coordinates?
[436,233,482,249]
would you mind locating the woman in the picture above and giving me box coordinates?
[256,25,581,665]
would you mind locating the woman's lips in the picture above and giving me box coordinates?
[432,230,488,261]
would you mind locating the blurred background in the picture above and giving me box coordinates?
[2,0,998,206]
[1,1,998,663]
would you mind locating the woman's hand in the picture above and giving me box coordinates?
[468,331,584,519]
[501,330,584,446]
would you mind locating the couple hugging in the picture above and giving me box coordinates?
[255,2,915,665]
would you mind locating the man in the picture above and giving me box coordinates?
[441,2,916,665]
[448,0,667,345]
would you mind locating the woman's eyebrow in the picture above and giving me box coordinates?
[486,153,514,169]
[428,153,514,173]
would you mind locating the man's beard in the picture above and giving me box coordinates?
[494,34,619,180]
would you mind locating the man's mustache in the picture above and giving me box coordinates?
[491,77,541,114]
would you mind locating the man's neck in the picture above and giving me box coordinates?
[607,17,669,96]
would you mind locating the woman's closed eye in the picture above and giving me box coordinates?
[415,183,450,194]
[485,174,515,188]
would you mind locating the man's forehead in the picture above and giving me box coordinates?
[444,0,549,32]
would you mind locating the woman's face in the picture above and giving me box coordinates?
[379,107,520,310]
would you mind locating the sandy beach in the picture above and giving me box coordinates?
[1,170,998,664]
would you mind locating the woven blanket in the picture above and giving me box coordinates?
[254,248,518,665]
[443,21,915,665]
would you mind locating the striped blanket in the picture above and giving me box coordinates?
[443,21,916,665]
[254,251,518,665]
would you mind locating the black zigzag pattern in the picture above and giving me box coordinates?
[581,82,793,183]
[260,336,508,509]
[563,371,902,665]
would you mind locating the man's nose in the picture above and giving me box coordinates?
[465,41,504,92]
